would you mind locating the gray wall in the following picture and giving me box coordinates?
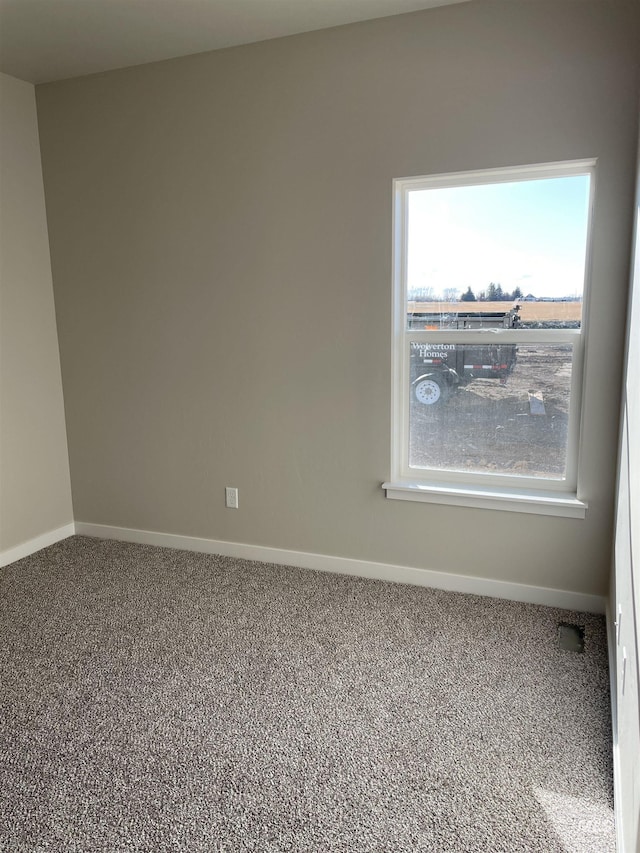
[36,1,639,595]
[0,73,73,553]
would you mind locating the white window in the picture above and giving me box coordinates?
[383,160,595,517]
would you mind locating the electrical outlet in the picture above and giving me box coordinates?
[225,487,238,509]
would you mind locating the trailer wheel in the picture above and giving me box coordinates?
[414,377,443,405]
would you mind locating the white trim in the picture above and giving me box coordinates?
[382,481,588,518]
[0,522,76,568]
[75,521,604,614]
[606,600,625,853]
[406,328,580,345]
[396,158,597,190]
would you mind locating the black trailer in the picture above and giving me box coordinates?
[409,308,520,405]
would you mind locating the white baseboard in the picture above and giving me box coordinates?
[74,521,606,614]
[0,522,76,569]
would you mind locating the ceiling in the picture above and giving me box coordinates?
[0,0,470,85]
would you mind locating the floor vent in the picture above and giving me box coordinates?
[558,622,585,653]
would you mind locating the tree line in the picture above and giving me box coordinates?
[460,283,523,302]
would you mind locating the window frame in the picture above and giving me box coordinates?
[384,159,596,517]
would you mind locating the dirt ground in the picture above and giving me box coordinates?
[409,346,573,479]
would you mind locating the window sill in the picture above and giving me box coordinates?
[382,481,587,518]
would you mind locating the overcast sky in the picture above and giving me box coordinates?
[407,174,591,299]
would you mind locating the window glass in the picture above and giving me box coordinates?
[391,162,594,494]
[408,343,574,479]
[406,176,591,330]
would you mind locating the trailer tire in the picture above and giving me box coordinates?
[414,377,443,405]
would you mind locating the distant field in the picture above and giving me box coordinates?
[407,301,582,322]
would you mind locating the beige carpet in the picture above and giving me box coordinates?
[0,536,614,852]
